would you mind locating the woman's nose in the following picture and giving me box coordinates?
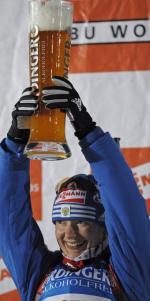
[65,222,78,237]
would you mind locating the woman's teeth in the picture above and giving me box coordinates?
[65,240,85,247]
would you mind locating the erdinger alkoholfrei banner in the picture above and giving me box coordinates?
[0,0,150,299]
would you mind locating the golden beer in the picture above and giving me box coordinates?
[29,29,71,142]
[19,0,73,160]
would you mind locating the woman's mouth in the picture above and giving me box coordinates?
[64,240,86,248]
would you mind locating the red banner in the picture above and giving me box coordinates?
[70,0,150,73]
[122,147,150,214]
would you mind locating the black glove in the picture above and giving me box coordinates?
[42,76,96,139]
[7,87,38,144]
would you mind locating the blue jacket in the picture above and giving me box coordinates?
[0,128,150,300]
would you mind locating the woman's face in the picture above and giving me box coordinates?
[55,220,104,258]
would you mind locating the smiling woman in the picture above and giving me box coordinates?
[52,173,106,260]
[55,220,105,259]
[0,77,150,301]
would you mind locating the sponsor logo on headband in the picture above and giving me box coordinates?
[56,189,86,204]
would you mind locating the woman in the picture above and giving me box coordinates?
[0,77,150,300]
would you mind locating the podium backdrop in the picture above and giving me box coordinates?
[0,0,150,299]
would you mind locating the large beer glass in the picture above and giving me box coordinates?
[19,0,73,160]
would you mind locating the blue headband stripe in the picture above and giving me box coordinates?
[53,206,96,216]
[53,204,96,211]
[52,211,96,217]
[52,214,96,220]
[52,203,97,222]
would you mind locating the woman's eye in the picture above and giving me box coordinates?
[77,220,90,225]
[56,220,63,225]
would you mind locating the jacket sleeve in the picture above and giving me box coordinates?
[80,127,150,301]
[0,139,56,300]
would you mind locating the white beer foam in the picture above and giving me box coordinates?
[29,0,73,31]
